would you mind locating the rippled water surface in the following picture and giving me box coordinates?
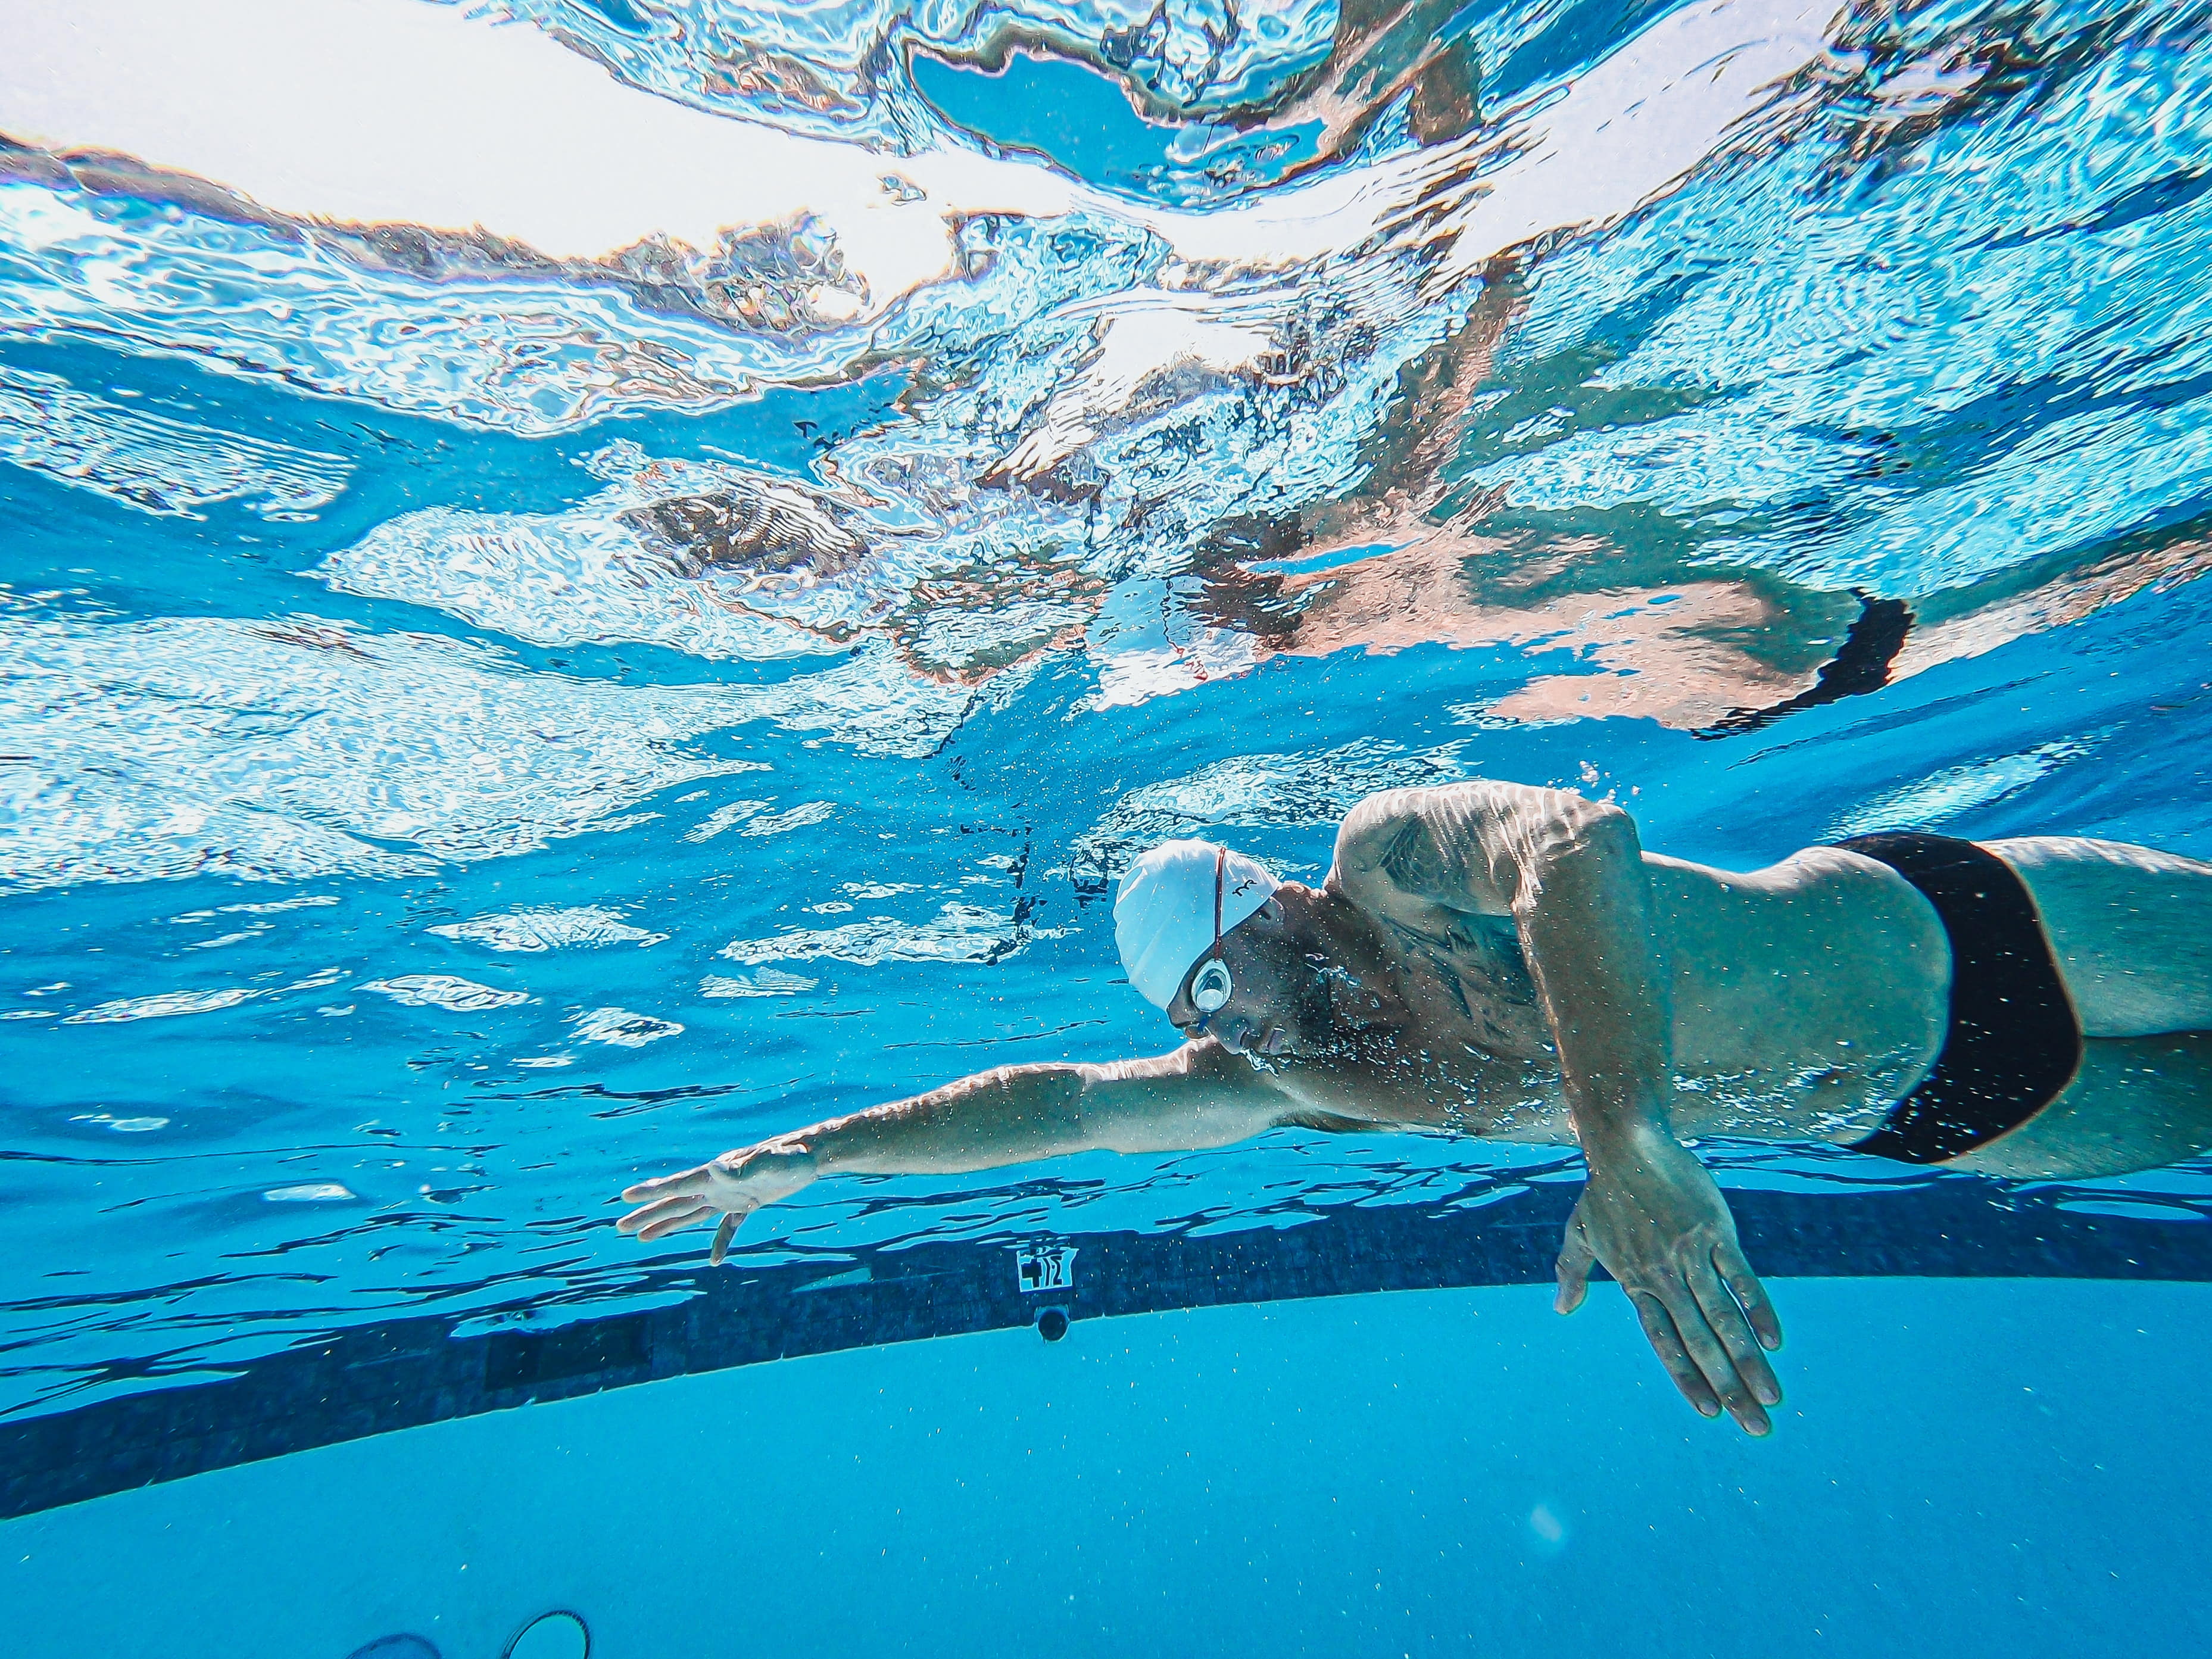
[5,0,2212,1418]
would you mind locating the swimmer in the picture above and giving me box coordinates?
[619,782,2212,1434]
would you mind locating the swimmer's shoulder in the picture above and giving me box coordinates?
[1333,779,1602,921]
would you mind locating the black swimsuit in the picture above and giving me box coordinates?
[1833,833,2083,1165]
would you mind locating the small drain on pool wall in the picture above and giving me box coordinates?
[1035,1306,1069,1342]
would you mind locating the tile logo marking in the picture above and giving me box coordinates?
[1015,1243,1077,1293]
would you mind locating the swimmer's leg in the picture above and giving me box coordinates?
[1983,836,2212,1036]
[1951,1031,2212,1180]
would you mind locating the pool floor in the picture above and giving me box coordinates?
[8,1277,2208,1658]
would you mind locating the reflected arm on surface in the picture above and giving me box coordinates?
[1336,781,1783,1433]
[618,1041,1286,1262]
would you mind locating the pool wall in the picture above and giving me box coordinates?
[7,1276,2210,1659]
[5,1176,2208,1521]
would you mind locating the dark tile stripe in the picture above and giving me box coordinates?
[4,1178,2208,1520]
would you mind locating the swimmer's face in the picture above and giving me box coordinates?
[1164,897,1333,1058]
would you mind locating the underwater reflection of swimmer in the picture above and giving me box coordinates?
[1695,594,1914,737]
[1173,264,1901,732]
[1190,528,1864,729]
[622,782,2212,1436]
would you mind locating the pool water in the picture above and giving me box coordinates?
[4,0,2212,1651]
[15,1282,2212,1657]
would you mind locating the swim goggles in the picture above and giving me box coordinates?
[1189,847,1235,1020]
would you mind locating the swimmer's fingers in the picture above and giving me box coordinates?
[622,1196,713,1241]
[1628,1291,1723,1421]
[1650,1277,1768,1433]
[1661,1267,1769,1435]
[634,1203,713,1243]
[1553,1218,1597,1315]
[614,1192,690,1234]
[1685,1257,1780,1429]
[1714,1242,1783,1352]
[620,1192,750,1259]
[619,1165,713,1206]
[709,1212,741,1266]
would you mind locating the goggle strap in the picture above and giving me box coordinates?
[1192,847,1231,1027]
[1212,846,1225,956]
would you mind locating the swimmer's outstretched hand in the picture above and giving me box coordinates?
[617,1139,819,1264]
[1553,1127,1784,1435]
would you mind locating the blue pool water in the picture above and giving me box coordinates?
[15,1281,2212,1657]
[4,0,2212,1649]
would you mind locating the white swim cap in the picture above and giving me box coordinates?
[1114,840,1280,1011]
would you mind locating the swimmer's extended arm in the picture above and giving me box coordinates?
[1335,782,1783,1434]
[617,1041,1285,1261]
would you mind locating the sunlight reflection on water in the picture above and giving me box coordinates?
[2,0,2211,1415]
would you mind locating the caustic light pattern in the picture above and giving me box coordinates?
[1,0,2211,1417]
